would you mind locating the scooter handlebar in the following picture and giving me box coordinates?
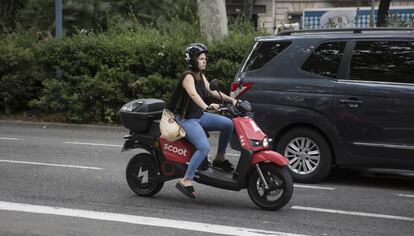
[222,100,252,117]
[218,103,239,116]
[207,100,250,117]
[218,107,229,112]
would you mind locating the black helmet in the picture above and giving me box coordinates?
[184,43,208,69]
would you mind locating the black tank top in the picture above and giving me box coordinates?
[167,71,210,120]
[185,77,208,119]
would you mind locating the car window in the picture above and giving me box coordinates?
[350,40,414,84]
[301,41,347,79]
[242,41,291,72]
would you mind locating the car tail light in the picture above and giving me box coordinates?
[230,82,254,99]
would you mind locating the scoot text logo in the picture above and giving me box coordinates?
[163,144,188,157]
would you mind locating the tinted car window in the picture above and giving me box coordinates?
[243,41,291,72]
[350,41,414,83]
[301,41,347,79]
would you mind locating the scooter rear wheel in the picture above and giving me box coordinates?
[247,164,293,210]
[126,153,164,197]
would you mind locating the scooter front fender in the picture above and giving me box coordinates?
[251,150,288,166]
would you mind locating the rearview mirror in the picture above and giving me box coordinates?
[209,79,220,91]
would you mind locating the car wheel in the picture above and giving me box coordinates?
[276,128,332,183]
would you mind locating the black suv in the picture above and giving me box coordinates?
[230,28,414,183]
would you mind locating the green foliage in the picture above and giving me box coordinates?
[16,0,55,34]
[130,74,176,101]
[2,0,198,36]
[0,0,26,33]
[0,33,42,114]
[1,19,267,123]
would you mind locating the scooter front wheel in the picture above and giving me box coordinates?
[247,164,293,210]
[126,153,164,197]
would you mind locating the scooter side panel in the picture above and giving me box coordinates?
[159,138,193,164]
[251,150,288,166]
[233,117,267,152]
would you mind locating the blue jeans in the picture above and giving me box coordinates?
[179,112,233,180]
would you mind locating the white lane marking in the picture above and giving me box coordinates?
[0,159,103,170]
[64,142,122,148]
[0,201,307,236]
[294,184,336,190]
[0,137,22,141]
[291,206,414,222]
[396,194,414,198]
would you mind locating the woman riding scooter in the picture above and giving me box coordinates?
[167,43,238,199]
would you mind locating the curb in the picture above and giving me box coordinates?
[0,119,220,137]
[0,120,128,133]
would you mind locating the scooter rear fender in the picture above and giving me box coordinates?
[122,140,152,153]
[121,133,154,154]
[251,150,288,166]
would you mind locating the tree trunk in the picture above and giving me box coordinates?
[377,0,392,27]
[197,0,228,43]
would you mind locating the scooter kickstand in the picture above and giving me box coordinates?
[255,164,269,190]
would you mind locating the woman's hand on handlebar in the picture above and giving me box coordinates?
[231,98,238,106]
[207,103,220,112]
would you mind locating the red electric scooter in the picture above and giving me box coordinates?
[119,80,293,210]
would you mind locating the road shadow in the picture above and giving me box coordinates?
[323,168,414,191]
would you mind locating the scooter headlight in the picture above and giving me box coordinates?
[249,137,269,148]
[250,140,261,147]
[263,137,269,148]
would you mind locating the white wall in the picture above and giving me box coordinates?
[257,0,414,33]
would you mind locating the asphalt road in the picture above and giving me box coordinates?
[0,121,413,236]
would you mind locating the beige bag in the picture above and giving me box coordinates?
[159,99,189,142]
[159,108,186,142]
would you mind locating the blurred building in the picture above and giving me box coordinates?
[226,0,414,33]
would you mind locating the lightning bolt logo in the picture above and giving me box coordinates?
[137,167,148,184]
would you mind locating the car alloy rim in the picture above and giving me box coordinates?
[284,137,320,174]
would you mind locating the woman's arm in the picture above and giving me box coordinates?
[202,75,237,104]
[182,74,210,110]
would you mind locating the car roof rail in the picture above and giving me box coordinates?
[277,27,414,36]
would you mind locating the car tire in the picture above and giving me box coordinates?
[276,127,332,183]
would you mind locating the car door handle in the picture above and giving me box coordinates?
[339,99,363,108]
